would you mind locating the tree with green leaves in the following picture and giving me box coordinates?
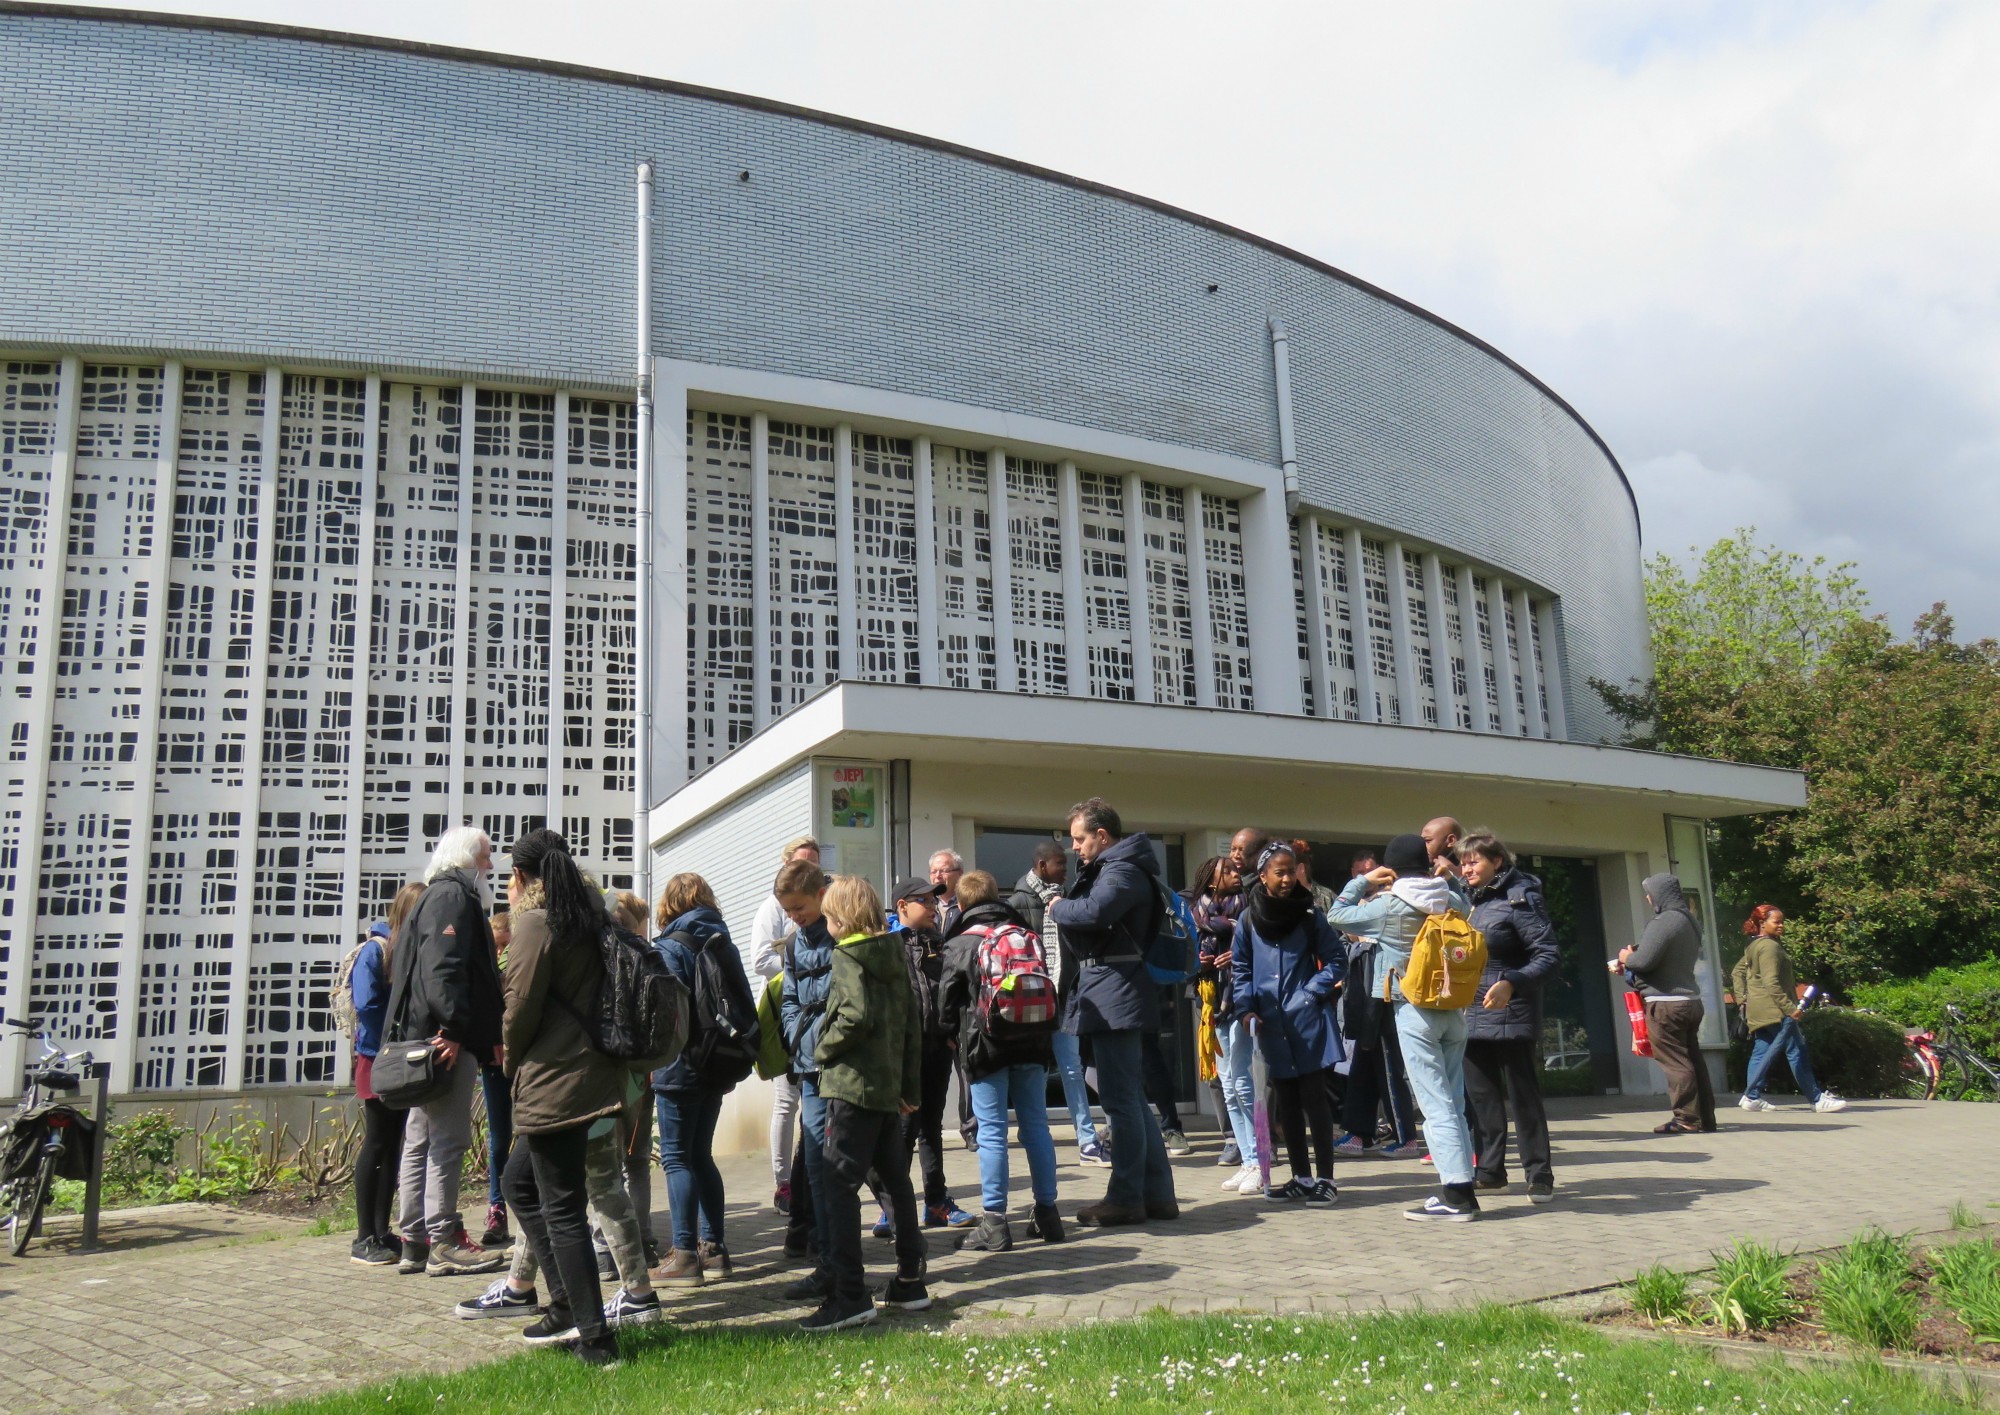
[1597,529,2000,986]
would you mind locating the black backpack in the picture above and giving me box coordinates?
[673,930,761,1091]
[562,923,690,1071]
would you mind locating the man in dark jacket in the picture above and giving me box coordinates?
[1046,797,1178,1227]
[387,826,506,1276]
[1619,872,1717,1134]
[1459,831,1561,1202]
[891,877,973,1229]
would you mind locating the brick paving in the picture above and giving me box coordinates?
[2,1095,1996,1413]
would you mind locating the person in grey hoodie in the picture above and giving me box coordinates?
[1618,873,1717,1135]
[1324,833,1474,1221]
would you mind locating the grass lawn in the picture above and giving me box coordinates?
[261,1303,1975,1413]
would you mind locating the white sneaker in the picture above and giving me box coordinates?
[1738,1096,1776,1112]
[1221,1167,1248,1190]
[1230,1165,1262,1193]
[1813,1092,1848,1113]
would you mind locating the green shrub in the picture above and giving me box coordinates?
[1727,1008,1913,1098]
[1852,958,2000,1060]
[102,1108,191,1197]
[1817,1234,1918,1350]
[1931,1239,2000,1342]
[1629,1264,1694,1322]
[1708,1239,1796,1333]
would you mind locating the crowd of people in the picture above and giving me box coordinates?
[340,800,1846,1363]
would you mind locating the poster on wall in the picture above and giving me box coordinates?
[815,759,888,897]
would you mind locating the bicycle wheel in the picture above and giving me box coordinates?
[1898,1042,1940,1100]
[5,1150,53,1257]
[1939,1050,1998,1103]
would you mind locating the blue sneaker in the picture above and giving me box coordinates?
[1379,1140,1424,1160]
[925,1202,975,1229]
[872,1207,894,1240]
[1077,1141,1111,1167]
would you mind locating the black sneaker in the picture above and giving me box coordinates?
[782,1271,831,1303]
[878,1274,932,1311]
[1030,1203,1067,1244]
[595,1246,617,1283]
[350,1235,397,1266]
[573,1334,623,1370]
[521,1312,581,1346]
[1474,1176,1508,1192]
[782,1229,813,1260]
[1303,1179,1339,1208]
[1265,1177,1313,1203]
[602,1288,662,1328]
[1528,1180,1556,1205]
[396,1239,431,1274]
[1404,1194,1481,1222]
[800,1294,879,1333]
[456,1277,541,1319]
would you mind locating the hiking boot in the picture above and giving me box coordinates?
[1072,1201,1146,1228]
[350,1235,397,1266]
[480,1202,510,1249]
[1145,1198,1181,1221]
[428,1233,505,1277]
[650,1248,705,1287]
[800,1294,878,1333]
[773,1181,792,1216]
[782,1271,831,1303]
[1218,1139,1241,1168]
[396,1238,431,1274]
[522,1311,580,1346]
[573,1334,623,1369]
[1404,1192,1481,1223]
[697,1240,733,1281]
[1161,1128,1193,1157]
[1077,1141,1111,1167]
[457,1277,540,1319]
[925,1201,975,1229]
[957,1211,1012,1253]
[878,1272,933,1310]
[603,1287,662,1328]
[1030,1203,1067,1244]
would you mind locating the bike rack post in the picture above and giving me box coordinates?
[79,1060,110,1253]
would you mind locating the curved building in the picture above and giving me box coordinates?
[0,4,1798,1121]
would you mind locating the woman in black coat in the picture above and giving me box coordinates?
[1458,830,1561,1204]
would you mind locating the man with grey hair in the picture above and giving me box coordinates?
[928,849,965,933]
[390,825,507,1276]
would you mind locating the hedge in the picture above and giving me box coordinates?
[1848,957,2000,1060]
[1724,1006,1912,1098]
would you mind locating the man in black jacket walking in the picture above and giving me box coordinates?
[389,825,507,1276]
[1047,798,1179,1227]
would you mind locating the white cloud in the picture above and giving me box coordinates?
[57,0,2000,639]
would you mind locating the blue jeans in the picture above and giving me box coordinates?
[655,1089,725,1252]
[1744,1017,1822,1102]
[1049,1030,1098,1149]
[799,1074,833,1277]
[480,1064,512,1209]
[1394,1003,1473,1188]
[1216,1017,1259,1165]
[970,1062,1060,1212]
[1089,1027,1175,1209]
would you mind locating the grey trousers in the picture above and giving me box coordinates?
[397,1053,478,1244]
[508,1117,651,1293]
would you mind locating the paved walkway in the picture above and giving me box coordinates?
[3,1096,1996,1412]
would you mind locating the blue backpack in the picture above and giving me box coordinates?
[1142,879,1201,986]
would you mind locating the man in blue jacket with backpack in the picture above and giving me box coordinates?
[1048,797,1180,1228]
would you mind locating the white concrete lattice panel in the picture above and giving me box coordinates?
[1529,603,1553,737]
[1504,596,1530,736]
[764,420,839,713]
[1401,553,1441,728]
[1075,470,1134,701]
[1308,520,1361,721]
[1290,521,1315,717]
[464,389,556,866]
[849,432,921,687]
[1200,492,1254,711]
[932,443,996,692]
[1004,456,1068,696]
[1359,538,1400,725]
[135,367,269,1089]
[1439,566,1476,729]
[1471,576,1503,733]
[684,409,754,775]
[1140,480,1196,707]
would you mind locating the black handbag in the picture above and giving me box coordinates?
[1727,1005,1750,1045]
[371,942,451,1109]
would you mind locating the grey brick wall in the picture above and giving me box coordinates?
[0,7,1647,740]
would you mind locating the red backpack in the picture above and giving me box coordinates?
[973,921,1059,1042]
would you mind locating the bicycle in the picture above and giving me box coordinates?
[0,1015,98,1256]
[1900,1003,2000,1102]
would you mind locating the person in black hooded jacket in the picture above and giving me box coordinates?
[1457,831,1560,1204]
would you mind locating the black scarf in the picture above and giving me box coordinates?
[1246,880,1313,938]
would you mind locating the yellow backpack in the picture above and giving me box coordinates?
[1391,910,1488,1010]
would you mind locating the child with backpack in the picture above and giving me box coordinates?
[1229,841,1346,1207]
[891,878,976,1231]
[647,872,760,1286]
[804,875,930,1332]
[938,871,1065,1252]
[1324,833,1482,1222]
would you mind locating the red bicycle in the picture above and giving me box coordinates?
[1900,1003,1999,1102]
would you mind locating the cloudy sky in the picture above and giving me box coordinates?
[70,0,2000,639]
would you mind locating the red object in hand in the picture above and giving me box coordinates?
[1624,991,1653,1057]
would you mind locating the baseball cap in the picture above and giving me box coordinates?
[891,876,946,904]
